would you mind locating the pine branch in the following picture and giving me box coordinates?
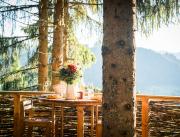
[73,7,102,26]
[1,14,31,26]
[0,5,38,12]
[0,36,30,39]
[69,1,103,6]
[29,0,39,4]
[18,85,38,91]
[0,67,38,81]
[0,0,38,16]
[0,35,38,49]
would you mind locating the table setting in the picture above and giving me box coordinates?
[47,64,102,102]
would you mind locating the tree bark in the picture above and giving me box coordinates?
[63,0,69,64]
[102,0,136,137]
[51,0,64,85]
[38,0,48,91]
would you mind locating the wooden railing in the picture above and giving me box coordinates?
[136,95,180,137]
[0,92,180,137]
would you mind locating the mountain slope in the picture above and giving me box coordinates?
[84,47,180,96]
[174,52,180,60]
[136,48,180,95]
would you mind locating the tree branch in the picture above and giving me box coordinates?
[0,14,31,26]
[69,2,103,6]
[0,35,38,49]
[0,36,28,39]
[73,7,102,26]
[0,67,38,81]
[0,0,38,16]
[18,85,38,91]
[0,5,38,12]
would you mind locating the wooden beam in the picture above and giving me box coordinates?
[77,106,84,137]
[61,106,64,137]
[52,102,56,137]
[91,106,95,137]
[137,94,180,101]
[13,94,22,137]
[141,97,149,137]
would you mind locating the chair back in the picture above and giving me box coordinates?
[20,100,33,118]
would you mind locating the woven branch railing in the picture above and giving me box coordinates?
[136,95,180,137]
[0,92,180,137]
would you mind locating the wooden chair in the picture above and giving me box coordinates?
[20,100,52,137]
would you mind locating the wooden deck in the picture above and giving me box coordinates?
[0,92,179,137]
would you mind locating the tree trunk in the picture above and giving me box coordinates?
[102,0,136,137]
[51,0,64,85]
[38,0,48,91]
[63,0,69,64]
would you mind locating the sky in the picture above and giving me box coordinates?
[4,0,180,54]
[77,23,180,54]
[136,24,180,53]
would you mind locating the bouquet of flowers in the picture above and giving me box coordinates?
[59,64,82,84]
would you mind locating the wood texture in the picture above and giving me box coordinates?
[0,91,53,137]
[61,106,64,137]
[38,0,48,91]
[141,97,149,137]
[96,120,102,137]
[103,0,136,136]
[13,94,22,137]
[63,0,69,64]
[51,0,64,85]
[77,106,84,137]
[41,98,101,137]
[91,106,95,137]
[21,99,52,137]
[1,93,179,137]
[52,102,56,137]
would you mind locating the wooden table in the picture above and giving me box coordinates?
[41,98,102,137]
[0,91,55,137]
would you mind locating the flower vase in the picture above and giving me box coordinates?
[66,84,78,100]
[52,82,66,96]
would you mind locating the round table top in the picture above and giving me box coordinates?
[40,98,102,106]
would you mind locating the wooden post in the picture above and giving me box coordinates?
[77,106,84,137]
[95,105,99,124]
[91,106,95,137]
[142,97,149,137]
[61,106,64,137]
[13,94,22,137]
[52,102,55,137]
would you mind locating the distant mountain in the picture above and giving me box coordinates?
[174,52,180,60]
[136,48,180,96]
[84,47,180,96]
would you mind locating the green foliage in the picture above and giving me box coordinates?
[65,7,97,70]
[0,37,38,91]
[74,44,96,68]
[1,0,179,91]
[22,23,38,38]
[137,0,180,35]
[68,43,96,72]
[0,0,40,90]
